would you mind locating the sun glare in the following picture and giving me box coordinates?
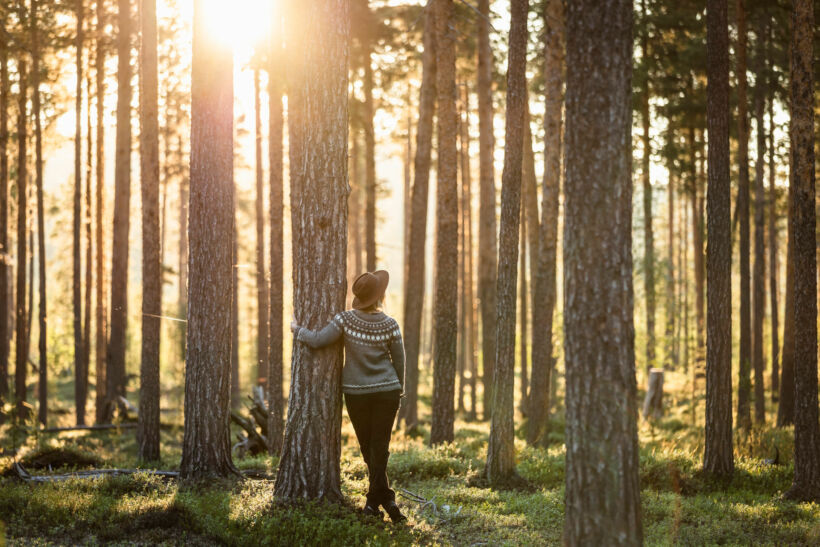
[189,0,273,58]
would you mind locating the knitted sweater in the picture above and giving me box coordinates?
[296,310,405,395]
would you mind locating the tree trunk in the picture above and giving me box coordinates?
[74,0,86,426]
[0,17,8,412]
[253,68,269,387]
[735,0,751,432]
[363,33,377,272]
[14,58,27,419]
[430,0,458,447]
[751,9,766,426]
[777,171,795,426]
[267,6,284,457]
[563,1,641,543]
[83,59,93,427]
[485,0,527,484]
[94,0,107,425]
[641,0,655,375]
[784,0,819,502]
[179,0,238,480]
[521,110,539,415]
[137,0,161,462]
[518,187,527,414]
[400,1,435,431]
[108,0,133,414]
[665,160,676,369]
[703,0,734,478]
[178,145,188,364]
[477,0,497,421]
[230,209,239,408]
[457,91,466,415]
[460,84,477,422]
[527,0,563,447]
[767,57,779,404]
[274,0,348,502]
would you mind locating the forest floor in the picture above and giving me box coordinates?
[2,371,820,546]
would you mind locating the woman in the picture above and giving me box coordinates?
[290,270,407,523]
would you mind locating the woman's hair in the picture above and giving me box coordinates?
[360,296,384,313]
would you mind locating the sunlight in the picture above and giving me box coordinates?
[186,0,273,57]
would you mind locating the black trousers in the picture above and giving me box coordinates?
[344,389,401,506]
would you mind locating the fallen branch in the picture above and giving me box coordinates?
[398,488,463,523]
[13,462,179,482]
[39,423,137,433]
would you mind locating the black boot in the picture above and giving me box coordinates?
[383,501,407,523]
[363,503,384,519]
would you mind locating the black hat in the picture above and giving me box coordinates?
[352,270,389,310]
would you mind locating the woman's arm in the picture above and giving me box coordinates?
[388,324,405,393]
[292,314,344,349]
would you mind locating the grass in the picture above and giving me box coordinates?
[2,370,820,545]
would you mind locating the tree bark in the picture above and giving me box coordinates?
[476,0,497,421]
[485,0,527,484]
[777,170,795,426]
[784,0,819,502]
[83,56,93,428]
[274,0,348,502]
[521,109,539,416]
[94,0,108,425]
[363,25,377,272]
[459,83,477,421]
[138,0,161,462]
[14,58,27,418]
[703,0,734,478]
[400,1,435,431]
[253,68,269,387]
[641,0,655,374]
[665,156,676,369]
[430,0,458,447]
[73,0,87,426]
[563,1,641,543]
[767,57,779,404]
[518,187,527,414]
[527,0,563,447]
[107,0,133,415]
[179,0,239,480]
[0,15,8,412]
[230,207,239,408]
[691,128,705,369]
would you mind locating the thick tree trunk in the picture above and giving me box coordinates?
[74,0,87,426]
[14,59,27,418]
[641,0,655,374]
[179,0,238,480]
[476,0,497,420]
[0,19,7,411]
[703,0,734,478]
[108,0,133,414]
[267,8,284,457]
[767,68,779,404]
[400,1,435,431]
[735,0,751,432]
[254,68,269,387]
[527,0,563,446]
[563,1,641,543]
[485,0,527,484]
[784,0,819,502]
[94,0,107,425]
[274,0,348,502]
[138,0,161,462]
[430,0,458,447]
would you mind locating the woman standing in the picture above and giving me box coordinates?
[290,270,407,522]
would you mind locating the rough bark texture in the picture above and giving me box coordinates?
[400,1,435,431]
[253,68,269,387]
[563,1,641,543]
[14,59,27,418]
[273,0,348,502]
[363,41,377,272]
[267,8,284,456]
[641,0,655,374]
[74,0,86,425]
[527,0,563,446]
[108,0,132,413]
[430,0,458,447]
[0,18,7,410]
[735,0,751,432]
[476,0,497,420]
[784,0,819,502]
[138,0,161,462]
[179,0,238,480]
[767,71,779,404]
[485,0,527,484]
[94,0,107,425]
[703,0,734,478]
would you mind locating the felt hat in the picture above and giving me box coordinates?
[352,270,390,310]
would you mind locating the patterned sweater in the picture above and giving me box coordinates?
[296,310,405,395]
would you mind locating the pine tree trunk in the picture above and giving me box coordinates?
[178,133,188,362]
[253,68,269,387]
[527,0,563,446]
[137,0,161,462]
[476,0,497,421]
[274,0,348,502]
[777,174,795,425]
[94,0,107,425]
[641,0,655,374]
[517,196,527,414]
[14,59,28,419]
[108,0,133,414]
[703,0,734,478]
[461,84,477,422]
[400,1,435,431]
[768,63,779,404]
[521,112,539,415]
[230,211,239,408]
[32,0,48,427]
[0,19,8,412]
[665,156,676,369]
[179,0,238,480]
[735,0,751,432]
[74,0,87,425]
[83,62,93,426]
[363,11,377,273]
[784,0,819,502]
[267,7,285,456]
[563,2,641,543]
[751,9,766,425]
[430,0,458,447]
[457,93,466,415]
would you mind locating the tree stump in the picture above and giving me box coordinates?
[643,368,664,419]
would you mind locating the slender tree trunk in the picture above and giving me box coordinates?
[0,16,8,412]
[230,210,239,408]
[518,196,527,414]
[703,0,734,478]
[137,0,161,462]
[461,84,477,422]
[784,0,819,502]
[363,40,377,272]
[94,0,107,424]
[430,0,458,447]
[253,68,269,388]
[179,0,238,480]
[691,132,705,368]
[521,110,539,415]
[666,160,676,369]
[477,0,497,420]
[527,0,563,446]
[400,1,435,431]
[108,0,133,414]
[74,0,87,425]
[267,6,284,456]
[563,1,641,542]
[768,63,779,404]
[735,0,752,432]
[348,124,362,289]
[777,166,795,426]
[641,0,655,374]
[485,0,527,484]
[83,58,93,426]
[14,59,28,419]
[457,90,466,415]
[178,134,188,363]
